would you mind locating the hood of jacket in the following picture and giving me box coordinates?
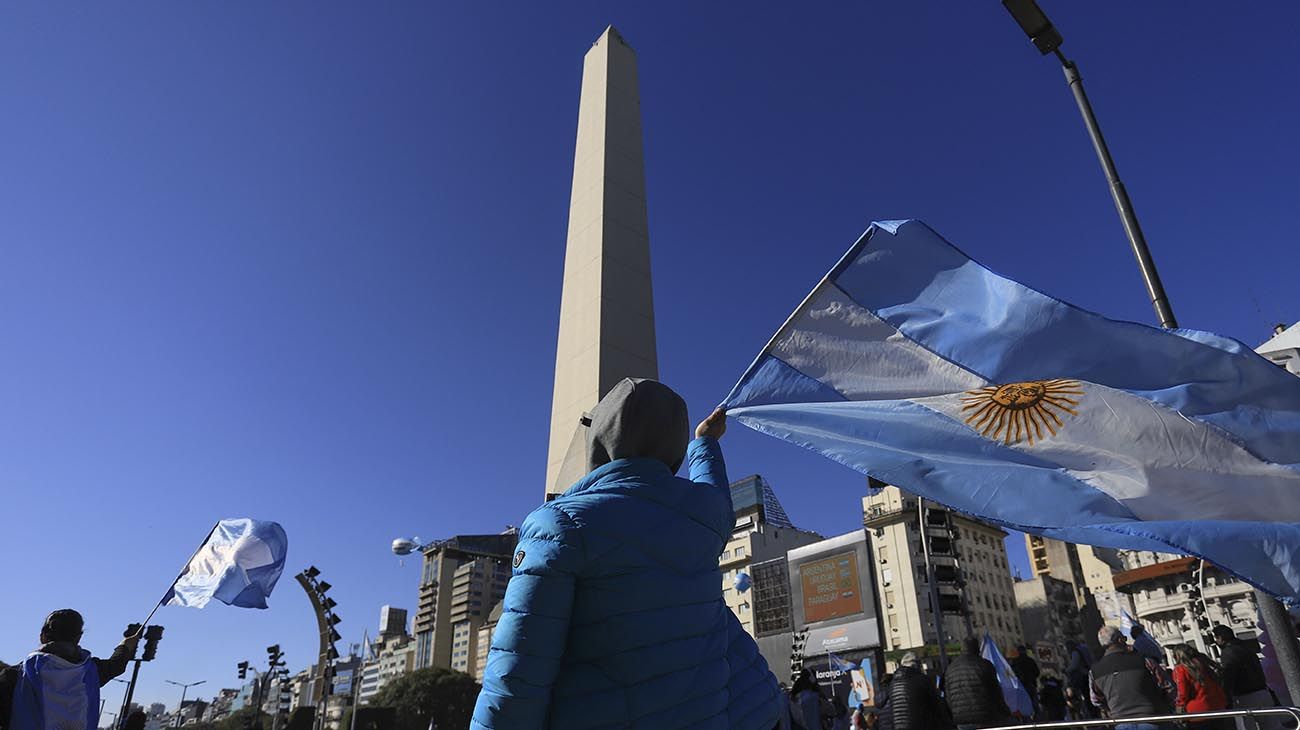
[586,378,689,474]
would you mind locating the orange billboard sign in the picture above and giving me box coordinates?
[799,550,864,623]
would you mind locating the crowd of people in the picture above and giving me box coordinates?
[779,623,1285,730]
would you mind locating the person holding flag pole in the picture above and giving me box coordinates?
[0,519,285,730]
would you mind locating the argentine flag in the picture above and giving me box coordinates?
[981,634,1035,718]
[165,518,288,609]
[723,220,1300,602]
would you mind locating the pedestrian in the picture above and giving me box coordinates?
[790,669,825,730]
[1065,639,1096,718]
[1088,625,1173,730]
[0,609,139,730]
[942,637,1011,730]
[888,653,946,730]
[1008,646,1041,717]
[852,705,878,730]
[1172,644,1229,729]
[1212,625,1279,730]
[1131,623,1167,665]
[1064,686,1087,722]
[470,381,782,729]
[1038,675,1067,722]
[777,682,793,730]
[877,675,895,730]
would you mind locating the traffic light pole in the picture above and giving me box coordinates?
[116,660,143,730]
[917,497,949,674]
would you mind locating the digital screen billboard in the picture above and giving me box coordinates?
[799,550,864,623]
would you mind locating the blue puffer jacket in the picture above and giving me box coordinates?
[472,437,781,729]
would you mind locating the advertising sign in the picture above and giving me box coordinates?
[800,550,864,623]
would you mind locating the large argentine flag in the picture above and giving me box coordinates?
[723,220,1300,601]
[165,518,288,609]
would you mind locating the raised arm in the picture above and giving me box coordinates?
[471,505,584,730]
[688,408,730,489]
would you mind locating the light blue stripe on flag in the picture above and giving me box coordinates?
[724,220,1300,601]
[166,518,288,609]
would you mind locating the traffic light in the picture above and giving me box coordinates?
[141,625,164,661]
[238,661,250,679]
[267,645,284,669]
[123,624,142,659]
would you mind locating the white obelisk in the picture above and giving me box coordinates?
[545,26,658,499]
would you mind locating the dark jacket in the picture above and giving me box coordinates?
[1089,647,1172,720]
[1219,639,1268,697]
[471,379,781,730]
[889,665,946,730]
[943,653,1010,726]
[1038,678,1067,721]
[0,642,132,730]
[1009,655,1040,702]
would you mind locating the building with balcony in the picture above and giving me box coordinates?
[1112,550,1259,656]
[412,532,516,673]
[864,484,1024,657]
[720,475,822,637]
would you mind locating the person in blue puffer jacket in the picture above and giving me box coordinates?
[472,378,782,730]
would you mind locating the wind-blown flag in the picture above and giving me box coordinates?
[981,634,1035,718]
[828,652,857,672]
[723,220,1300,601]
[165,518,288,609]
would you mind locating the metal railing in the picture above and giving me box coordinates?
[985,707,1300,730]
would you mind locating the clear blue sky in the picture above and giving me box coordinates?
[2,1,1297,712]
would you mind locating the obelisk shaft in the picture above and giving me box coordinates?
[545,27,658,498]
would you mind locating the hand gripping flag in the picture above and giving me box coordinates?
[723,220,1300,602]
[165,518,288,609]
[981,634,1034,718]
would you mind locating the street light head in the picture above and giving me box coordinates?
[316,581,332,594]
[1002,0,1063,55]
[304,566,321,579]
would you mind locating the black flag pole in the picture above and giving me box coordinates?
[1002,0,1300,702]
[135,521,221,634]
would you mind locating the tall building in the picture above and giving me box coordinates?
[863,485,1025,655]
[360,606,415,704]
[474,603,506,683]
[545,26,658,498]
[1026,536,1119,599]
[412,533,516,673]
[720,475,822,636]
[378,606,408,640]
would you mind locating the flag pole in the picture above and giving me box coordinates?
[136,521,221,633]
[1043,36,1300,704]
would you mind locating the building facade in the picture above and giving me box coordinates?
[474,603,505,683]
[1112,550,1258,657]
[720,475,822,637]
[864,484,1025,657]
[412,533,516,674]
[1257,322,1300,375]
[1014,575,1083,675]
[359,606,415,704]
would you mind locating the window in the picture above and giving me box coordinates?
[735,546,746,557]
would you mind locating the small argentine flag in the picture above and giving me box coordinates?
[165,518,288,609]
[724,220,1300,602]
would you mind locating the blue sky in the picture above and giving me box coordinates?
[2,1,1298,712]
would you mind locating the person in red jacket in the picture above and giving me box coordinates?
[1172,644,1228,729]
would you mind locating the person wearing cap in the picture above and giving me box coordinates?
[470,379,782,730]
[0,609,139,730]
[888,653,946,730]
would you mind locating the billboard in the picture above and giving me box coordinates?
[788,531,881,655]
[799,551,864,623]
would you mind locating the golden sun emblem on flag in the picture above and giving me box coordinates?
[961,379,1083,446]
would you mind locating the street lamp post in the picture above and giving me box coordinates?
[164,680,206,728]
[1001,0,1300,703]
